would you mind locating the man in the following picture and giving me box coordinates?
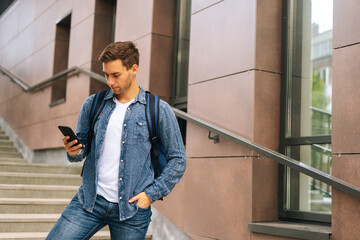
[46,41,187,239]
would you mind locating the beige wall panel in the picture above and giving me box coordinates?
[9,89,50,129]
[0,73,89,150]
[152,0,175,37]
[333,0,360,48]
[17,111,78,150]
[153,170,187,231]
[188,234,219,240]
[251,233,303,240]
[191,0,223,14]
[188,0,256,84]
[252,157,278,221]
[332,155,360,240]
[49,74,90,120]
[0,3,20,49]
[133,35,152,91]
[33,0,56,19]
[253,72,281,151]
[0,22,4,50]
[187,72,255,142]
[149,34,174,101]
[17,0,37,37]
[0,75,23,105]
[14,55,33,85]
[114,0,153,41]
[71,0,96,28]
[66,66,91,107]
[332,45,360,154]
[0,92,30,132]
[54,0,73,23]
[28,42,55,86]
[36,74,89,130]
[16,23,36,65]
[255,0,282,72]
[0,0,20,25]
[1,39,17,70]
[184,157,253,240]
[68,15,94,67]
[31,4,57,54]
[186,122,254,158]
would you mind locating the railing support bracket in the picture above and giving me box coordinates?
[208,131,219,143]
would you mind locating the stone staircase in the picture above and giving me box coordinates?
[0,128,152,239]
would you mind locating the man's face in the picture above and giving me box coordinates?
[102,59,138,96]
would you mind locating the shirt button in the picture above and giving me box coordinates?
[139,122,143,126]
[124,123,126,127]
[119,197,122,200]
[120,159,124,162]
[127,107,130,110]
[119,178,122,181]
[122,141,125,144]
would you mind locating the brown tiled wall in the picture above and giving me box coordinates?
[332,1,360,239]
[0,0,95,150]
[152,0,283,239]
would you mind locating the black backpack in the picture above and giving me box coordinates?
[81,90,167,180]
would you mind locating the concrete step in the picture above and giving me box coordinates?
[0,135,9,140]
[0,198,70,214]
[0,232,152,240]
[0,231,117,240]
[0,151,23,158]
[0,172,81,186]
[0,214,110,233]
[0,157,26,162]
[0,146,19,152]
[0,214,60,232]
[0,184,78,198]
[0,140,12,146]
[0,162,82,174]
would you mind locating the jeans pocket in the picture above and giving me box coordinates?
[135,203,150,211]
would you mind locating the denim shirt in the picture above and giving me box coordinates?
[68,87,186,221]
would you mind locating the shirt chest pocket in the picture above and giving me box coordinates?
[133,119,149,142]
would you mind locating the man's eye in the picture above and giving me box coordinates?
[113,75,119,78]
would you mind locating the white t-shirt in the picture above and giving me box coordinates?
[96,97,134,203]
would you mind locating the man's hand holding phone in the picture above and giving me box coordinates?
[58,126,84,157]
[63,136,84,156]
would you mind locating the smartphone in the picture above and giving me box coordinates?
[58,126,84,149]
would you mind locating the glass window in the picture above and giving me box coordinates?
[51,13,71,106]
[173,0,191,110]
[281,0,333,223]
[173,0,191,144]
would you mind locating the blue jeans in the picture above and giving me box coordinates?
[46,194,152,240]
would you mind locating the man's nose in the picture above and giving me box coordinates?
[107,76,114,85]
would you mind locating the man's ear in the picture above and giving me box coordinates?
[131,64,139,74]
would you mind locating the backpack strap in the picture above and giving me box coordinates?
[145,91,161,178]
[81,90,108,176]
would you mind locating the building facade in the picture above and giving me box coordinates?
[0,0,359,239]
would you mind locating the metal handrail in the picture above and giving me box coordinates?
[2,64,359,199]
[172,108,360,199]
[0,65,106,92]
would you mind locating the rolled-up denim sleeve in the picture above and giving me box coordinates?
[144,101,187,202]
[67,95,93,163]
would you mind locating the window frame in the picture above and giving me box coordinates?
[279,0,332,224]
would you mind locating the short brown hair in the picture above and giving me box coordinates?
[99,41,140,69]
